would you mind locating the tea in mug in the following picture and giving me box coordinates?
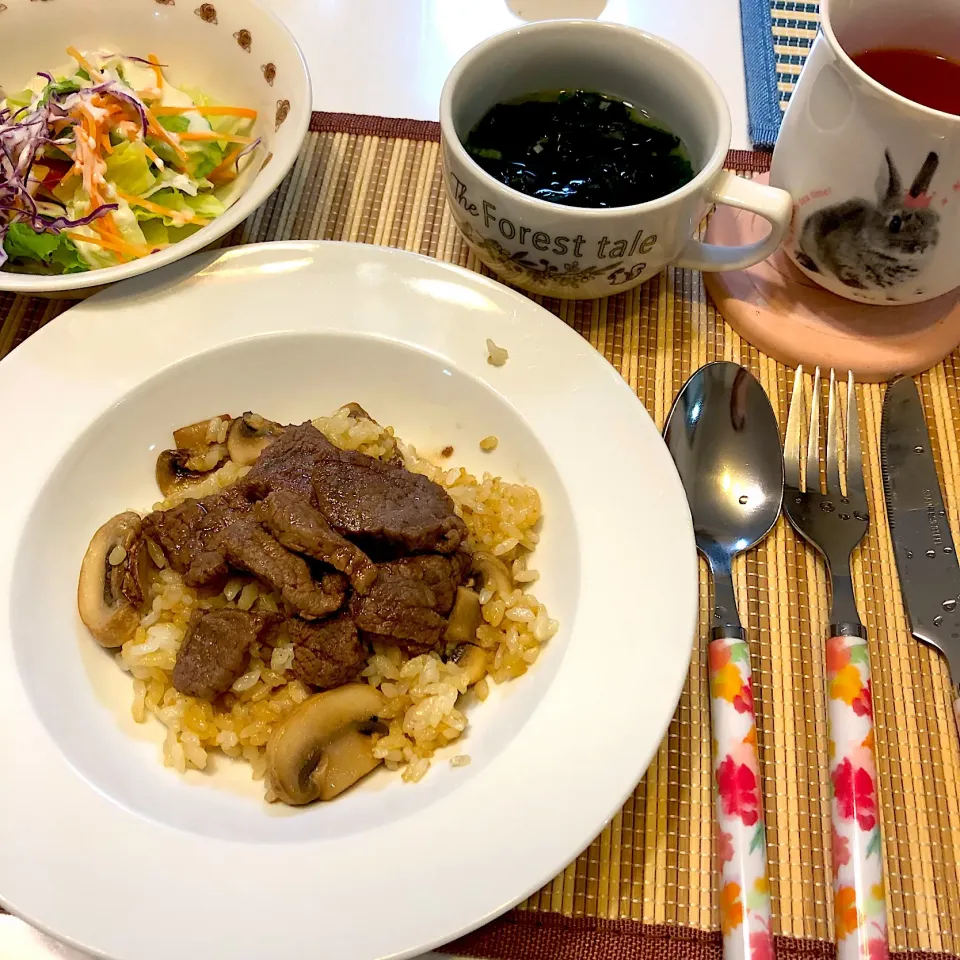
[851,47,960,116]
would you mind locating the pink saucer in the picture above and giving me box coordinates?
[704,174,960,382]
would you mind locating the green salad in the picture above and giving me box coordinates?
[0,47,260,274]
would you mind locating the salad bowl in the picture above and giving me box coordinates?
[0,0,310,295]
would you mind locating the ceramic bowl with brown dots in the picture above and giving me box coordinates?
[0,0,310,295]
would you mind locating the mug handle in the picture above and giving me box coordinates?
[675,171,793,272]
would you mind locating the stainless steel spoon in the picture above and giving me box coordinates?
[664,361,783,960]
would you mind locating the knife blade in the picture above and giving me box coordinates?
[881,377,960,712]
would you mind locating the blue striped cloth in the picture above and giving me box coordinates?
[739,0,821,147]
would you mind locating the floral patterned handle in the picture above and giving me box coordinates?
[709,635,773,960]
[826,631,888,960]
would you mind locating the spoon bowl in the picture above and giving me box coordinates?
[664,361,783,621]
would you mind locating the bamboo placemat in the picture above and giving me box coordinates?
[2,113,960,960]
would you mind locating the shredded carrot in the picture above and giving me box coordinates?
[67,229,163,259]
[142,142,164,166]
[179,131,254,145]
[100,134,114,155]
[206,146,245,184]
[66,230,132,261]
[93,217,119,241]
[147,54,165,92]
[114,188,210,226]
[153,105,258,120]
[72,103,105,206]
[66,46,104,82]
[143,107,189,165]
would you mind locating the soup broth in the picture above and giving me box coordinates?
[463,90,695,209]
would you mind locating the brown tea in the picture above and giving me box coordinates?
[851,47,960,116]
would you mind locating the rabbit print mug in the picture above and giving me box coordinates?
[771,0,960,305]
[440,20,793,300]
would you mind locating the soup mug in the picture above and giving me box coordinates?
[771,0,960,305]
[440,20,792,300]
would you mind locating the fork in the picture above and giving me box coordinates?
[783,367,888,960]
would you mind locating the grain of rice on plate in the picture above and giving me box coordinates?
[116,405,557,794]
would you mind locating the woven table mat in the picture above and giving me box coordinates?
[3,113,960,960]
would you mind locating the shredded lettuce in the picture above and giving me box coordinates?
[40,79,81,104]
[131,187,225,225]
[104,141,157,195]
[2,222,87,273]
[52,173,82,205]
[140,218,202,246]
[67,233,119,270]
[183,140,224,180]
[139,219,168,245]
[157,114,189,134]
[209,113,253,139]
[153,113,224,176]
[143,167,213,198]
[3,88,34,111]
[145,133,223,179]
[181,86,212,108]
[110,198,149,247]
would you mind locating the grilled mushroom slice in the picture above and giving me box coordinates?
[472,551,513,600]
[266,684,385,805]
[444,586,483,644]
[227,412,285,466]
[173,415,231,473]
[78,512,149,648]
[155,449,225,498]
[156,415,233,496]
[173,414,232,453]
[449,642,487,686]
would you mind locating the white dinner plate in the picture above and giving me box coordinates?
[0,241,696,960]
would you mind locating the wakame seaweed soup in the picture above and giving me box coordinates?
[464,90,695,208]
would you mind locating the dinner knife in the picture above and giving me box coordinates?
[880,376,960,727]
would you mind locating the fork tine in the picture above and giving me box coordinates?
[846,370,865,501]
[805,366,822,494]
[784,366,804,489]
[826,369,841,495]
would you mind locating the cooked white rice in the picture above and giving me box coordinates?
[486,338,509,367]
[118,405,557,795]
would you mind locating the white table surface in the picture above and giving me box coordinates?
[273,0,750,149]
[0,2,749,957]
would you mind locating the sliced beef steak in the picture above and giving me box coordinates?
[173,609,271,700]
[243,421,336,502]
[351,553,469,654]
[311,446,467,554]
[216,520,347,618]
[244,420,465,554]
[287,616,367,689]
[253,490,377,593]
[143,485,252,587]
